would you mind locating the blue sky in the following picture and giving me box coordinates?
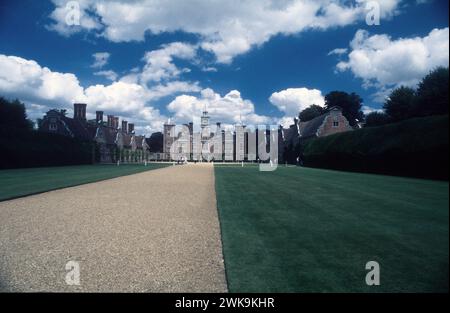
[0,0,448,134]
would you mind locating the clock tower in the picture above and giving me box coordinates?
[201,107,211,161]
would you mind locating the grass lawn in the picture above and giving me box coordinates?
[0,163,169,201]
[214,165,449,292]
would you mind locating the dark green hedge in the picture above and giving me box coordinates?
[0,127,96,169]
[302,115,449,180]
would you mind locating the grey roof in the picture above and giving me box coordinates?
[102,126,119,145]
[61,116,95,141]
[282,125,299,145]
[299,114,327,139]
[134,135,145,149]
[122,133,132,147]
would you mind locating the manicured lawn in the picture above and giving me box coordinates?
[214,165,449,292]
[0,163,169,201]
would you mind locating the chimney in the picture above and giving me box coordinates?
[107,115,114,127]
[74,103,87,120]
[122,120,128,133]
[96,111,104,124]
[128,123,135,134]
[114,117,119,129]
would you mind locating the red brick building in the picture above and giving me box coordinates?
[298,106,353,139]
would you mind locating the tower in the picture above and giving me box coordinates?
[163,118,175,160]
[200,105,210,161]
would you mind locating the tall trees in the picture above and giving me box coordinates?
[324,91,364,127]
[413,66,449,117]
[298,104,325,122]
[380,67,449,124]
[383,86,415,122]
[0,97,33,130]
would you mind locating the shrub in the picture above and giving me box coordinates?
[365,112,390,127]
[302,115,449,180]
[0,127,95,169]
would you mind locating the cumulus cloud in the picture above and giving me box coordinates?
[0,54,86,107]
[94,70,118,81]
[269,87,325,117]
[167,88,272,125]
[91,52,110,69]
[48,0,403,63]
[277,116,298,128]
[140,42,197,84]
[335,27,449,91]
[147,81,201,100]
[0,54,169,133]
[46,0,102,36]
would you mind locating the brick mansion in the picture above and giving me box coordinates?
[39,103,353,163]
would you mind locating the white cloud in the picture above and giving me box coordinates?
[269,87,326,128]
[48,0,403,63]
[46,0,102,36]
[140,42,197,84]
[277,116,297,128]
[269,87,325,116]
[147,81,201,100]
[91,52,110,69]
[336,27,449,90]
[201,66,218,72]
[362,105,383,115]
[328,48,347,56]
[0,54,86,107]
[94,70,118,81]
[167,88,272,125]
[0,54,168,134]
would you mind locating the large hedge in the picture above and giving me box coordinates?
[302,115,449,180]
[0,127,96,169]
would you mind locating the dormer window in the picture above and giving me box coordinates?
[333,121,339,127]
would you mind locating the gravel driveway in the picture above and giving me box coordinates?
[0,163,227,292]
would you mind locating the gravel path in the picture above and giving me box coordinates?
[0,164,227,292]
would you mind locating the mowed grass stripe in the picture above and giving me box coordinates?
[0,164,169,201]
[214,165,449,292]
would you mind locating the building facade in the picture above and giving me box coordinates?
[39,103,150,163]
[162,106,353,163]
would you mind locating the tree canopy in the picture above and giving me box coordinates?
[0,97,33,130]
[413,66,449,117]
[299,104,325,122]
[383,86,415,122]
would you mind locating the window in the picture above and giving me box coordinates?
[49,123,57,131]
[332,121,339,127]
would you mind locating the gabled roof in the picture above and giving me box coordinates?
[122,133,133,147]
[96,126,119,145]
[61,116,95,141]
[299,114,327,139]
[134,135,145,149]
[280,122,300,145]
[298,106,344,139]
